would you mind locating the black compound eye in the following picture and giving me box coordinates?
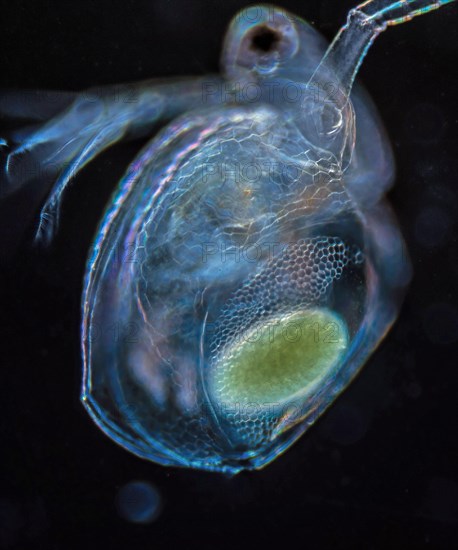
[249,26,281,53]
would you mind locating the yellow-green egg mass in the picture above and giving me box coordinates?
[211,308,349,406]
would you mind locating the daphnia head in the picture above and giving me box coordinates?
[220,4,356,166]
[221,4,327,83]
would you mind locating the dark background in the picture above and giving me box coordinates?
[1,0,457,548]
